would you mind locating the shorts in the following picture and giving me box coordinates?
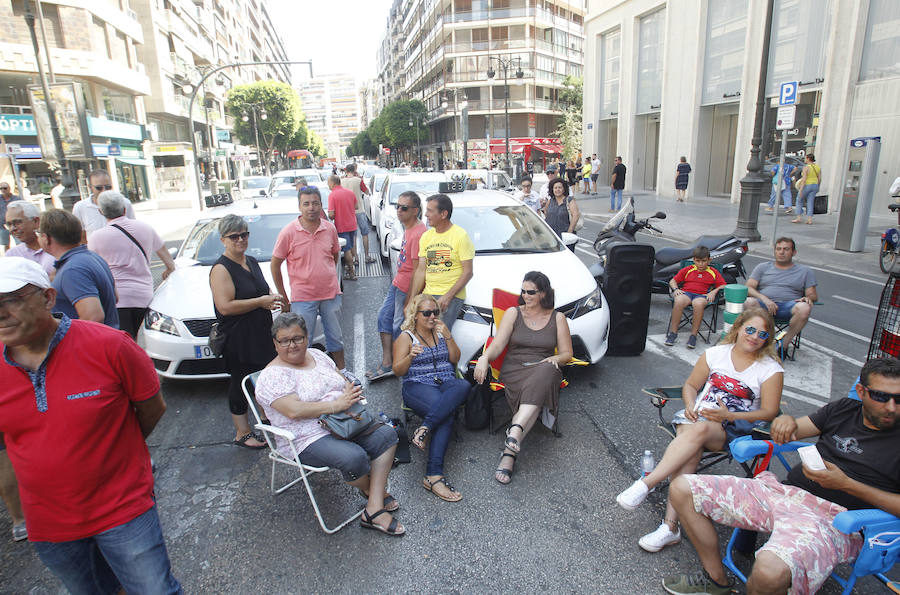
[683,291,708,302]
[590,173,599,182]
[337,231,356,253]
[685,471,861,594]
[300,425,397,481]
[291,296,343,352]
[356,212,371,235]
[750,298,797,321]
[377,284,407,337]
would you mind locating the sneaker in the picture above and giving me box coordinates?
[764,207,774,212]
[616,479,649,511]
[662,571,734,595]
[639,522,682,552]
[687,335,697,349]
[11,522,26,542]
[665,331,677,346]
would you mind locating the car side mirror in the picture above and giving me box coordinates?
[560,232,579,247]
[168,247,178,258]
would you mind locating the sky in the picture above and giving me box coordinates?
[268,0,395,85]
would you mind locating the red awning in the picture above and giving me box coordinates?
[532,143,564,154]
[286,149,311,158]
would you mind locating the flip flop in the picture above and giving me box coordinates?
[423,476,462,502]
[365,365,394,381]
[360,508,405,536]
[233,432,265,449]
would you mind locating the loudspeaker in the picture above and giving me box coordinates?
[603,243,655,356]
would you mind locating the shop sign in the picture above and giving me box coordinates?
[0,114,37,136]
[7,144,42,158]
[156,145,181,152]
[91,142,109,157]
[215,129,230,142]
[108,144,122,156]
[120,146,142,158]
[216,149,226,156]
[86,116,143,141]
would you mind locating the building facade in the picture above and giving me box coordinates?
[376,0,585,170]
[583,0,900,214]
[297,74,362,160]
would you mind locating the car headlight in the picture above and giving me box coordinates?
[144,309,181,336]
[459,304,492,325]
[571,286,603,318]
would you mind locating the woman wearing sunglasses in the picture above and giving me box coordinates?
[474,271,573,485]
[393,294,470,502]
[210,214,286,450]
[615,307,784,553]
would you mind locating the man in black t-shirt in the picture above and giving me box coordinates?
[610,156,626,212]
[659,358,900,595]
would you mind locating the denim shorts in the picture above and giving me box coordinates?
[750,298,796,321]
[291,296,343,352]
[337,231,356,253]
[683,291,708,301]
[356,212,371,235]
[300,424,397,481]
[377,285,407,337]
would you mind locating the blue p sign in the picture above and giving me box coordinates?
[779,82,798,106]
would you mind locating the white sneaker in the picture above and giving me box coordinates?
[616,479,650,511]
[639,522,682,552]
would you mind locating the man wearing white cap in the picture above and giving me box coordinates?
[0,257,181,593]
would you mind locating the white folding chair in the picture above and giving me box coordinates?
[241,371,364,534]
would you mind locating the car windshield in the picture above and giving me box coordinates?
[179,213,298,265]
[244,178,269,189]
[271,187,298,199]
[389,180,444,204]
[372,174,388,192]
[452,204,563,253]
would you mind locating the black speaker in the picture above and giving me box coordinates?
[604,243,655,356]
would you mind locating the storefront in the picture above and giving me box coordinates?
[0,113,54,197]
[150,142,197,207]
[86,116,151,204]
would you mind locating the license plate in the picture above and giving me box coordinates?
[194,345,217,359]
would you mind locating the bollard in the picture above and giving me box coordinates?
[722,284,748,336]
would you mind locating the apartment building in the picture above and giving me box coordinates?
[376,0,585,170]
[583,0,900,214]
[297,74,362,160]
[359,79,378,130]
[133,0,290,206]
[0,0,153,205]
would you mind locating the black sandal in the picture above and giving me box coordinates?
[233,432,265,449]
[495,452,517,485]
[423,476,462,502]
[411,425,429,451]
[358,490,400,512]
[360,508,405,536]
[505,423,524,453]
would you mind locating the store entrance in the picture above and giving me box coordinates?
[635,114,660,191]
[597,118,617,184]
[116,162,149,203]
[700,103,739,197]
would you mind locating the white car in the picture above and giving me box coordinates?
[232,176,270,201]
[371,172,447,258]
[267,169,324,195]
[137,199,337,379]
[444,169,513,192]
[390,189,609,371]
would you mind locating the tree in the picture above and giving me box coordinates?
[380,99,427,149]
[225,80,301,175]
[555,75,583,161]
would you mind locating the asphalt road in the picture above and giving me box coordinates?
[0,223,894,594]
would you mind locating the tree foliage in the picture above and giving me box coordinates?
[225,80,301,173]
[348,129,378,158]
[350,99,427,160]
[555,75,583,161]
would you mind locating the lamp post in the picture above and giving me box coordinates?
[487,56,524,175]
[408,113,422,167]
[441,90,467,168]
[188,60,313,209]
[241,103,267,176]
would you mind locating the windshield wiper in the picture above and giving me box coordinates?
[476,248,556,254]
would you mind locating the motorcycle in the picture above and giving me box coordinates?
[589,197,749,292]
[880,203,900,273]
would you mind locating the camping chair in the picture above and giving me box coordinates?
[725,435,900,594]
[667,260,725,344]
[241,372,364,534]
[769,299,822,361]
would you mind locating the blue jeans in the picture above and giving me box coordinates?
[610,188,623,210]
[434,295,464,331]
[32,505,182,595]
[300,425,398,481]
[798,183,819,216]
[291,296,343,352]
[402,378,470,476]
[377,285,407,338]
[767,184,793,208]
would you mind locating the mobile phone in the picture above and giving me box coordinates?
[798,445,826,471]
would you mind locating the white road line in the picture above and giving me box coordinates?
[807,318,870,342]
[803,338,866,368]
[354,312,365,381]
[575,245,595,257]
[782,389,828,407]
[832,295,878,310]
[748,254,884,286]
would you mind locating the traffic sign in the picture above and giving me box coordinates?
[779,81,798,106]
[776,105,796,130]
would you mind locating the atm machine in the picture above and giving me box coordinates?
[835,136,880,252]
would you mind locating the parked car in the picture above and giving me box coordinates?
[444,169,513,192]
[389,188,609,370]
[232,176,270,201]
[371,171,448,258]
[364,170,390,220]
[267,169,324,195]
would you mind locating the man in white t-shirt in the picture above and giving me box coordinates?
[513,176,542,213]
[72,170,135,241]
[590,154,602,194]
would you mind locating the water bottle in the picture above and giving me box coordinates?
[378,412,397,428]
[640,450,656,478]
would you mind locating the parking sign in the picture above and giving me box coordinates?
[779,81,798,106]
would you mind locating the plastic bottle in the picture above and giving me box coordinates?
[640,450,656,478]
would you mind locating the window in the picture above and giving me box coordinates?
[702,0,747,104]
[766,0,831,94]
[600,29,620,118]
[636,9,665,113]
[859,0,900,81]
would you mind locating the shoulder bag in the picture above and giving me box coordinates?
[208,322,226,356]
[319,401,380,440]
[111,224,148,262]
[567,196,584,232]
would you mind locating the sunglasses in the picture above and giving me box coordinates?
[397,205,413,211]
[418,309,440,317]
[93,184,113,191]
[864,386,900,404]
[521,289,538,295]
[743,326,770,340]
[0,186,9,191]
[224,231,250,241]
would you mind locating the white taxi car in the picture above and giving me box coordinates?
[371,172,447,257]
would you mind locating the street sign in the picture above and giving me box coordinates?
[776,105,796,130]
[779,81,798,106]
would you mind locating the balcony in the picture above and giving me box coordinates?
[444,7,535,23]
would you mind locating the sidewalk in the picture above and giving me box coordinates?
[573,186,893,278]
[133,199,200,242]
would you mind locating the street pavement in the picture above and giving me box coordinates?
[0,189,896,593]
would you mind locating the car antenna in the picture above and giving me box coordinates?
[253,201,258,209]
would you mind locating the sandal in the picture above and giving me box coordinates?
[233,432,265,450]
[360,508,405,536]
[784,207,794,214]
[495,452,517,485]
[791,217,803,224]
[365,255,377,264]
[365,365,394,381]
[806,218,813,225]
[505,423,524,453]
[359,490,399,512]
[423,476,462,502]
[411,425,429,451]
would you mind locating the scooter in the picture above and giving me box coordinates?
[590,197,749,292]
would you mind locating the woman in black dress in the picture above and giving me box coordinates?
[675,156,692,202]
[209,214,285,449]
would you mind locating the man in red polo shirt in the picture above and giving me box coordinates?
[271,186,348,370]
[0,257,181,593]
[326,175,359,281]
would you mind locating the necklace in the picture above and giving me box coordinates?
[521,307,548,329]
[414,329,443,385]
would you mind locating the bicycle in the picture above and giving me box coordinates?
[880,203,900,273]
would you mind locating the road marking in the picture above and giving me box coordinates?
[354,312,365,382]
[782,389,828,407]
[832,295,878,310]
[802,339,866,368]
[807,318,870,342]
[747,254,884,286]
[575,245,595,258]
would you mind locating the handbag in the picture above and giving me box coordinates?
[567,196,584,232]
[319,401,380,440]
[208,322,226,356]
[464,382,490,430]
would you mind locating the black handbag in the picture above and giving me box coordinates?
[318,401,380,440]
[464,382,490,430]
[208,322,226,356]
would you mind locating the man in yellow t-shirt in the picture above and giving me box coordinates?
[410,194,474,330]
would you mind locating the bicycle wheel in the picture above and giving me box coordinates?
[880,239,897,273]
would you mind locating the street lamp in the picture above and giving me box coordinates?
[408,113,423,167]
[441,90,467,167]
[241,103,268,175]
[487,56,524,175]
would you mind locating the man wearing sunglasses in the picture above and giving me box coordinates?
[4,201,55,276]
[72,170,135,241]
[662,357,900,595]
[0,181,18,253]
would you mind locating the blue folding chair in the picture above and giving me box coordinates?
[724,434,900,594]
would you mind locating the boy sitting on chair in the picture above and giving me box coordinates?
[666,246,726,349]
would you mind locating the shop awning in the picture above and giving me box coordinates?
[532,143,564,154]
[286,149,311,158]
[115,157,153,167]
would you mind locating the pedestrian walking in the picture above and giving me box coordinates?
[574,156,583,193]
[793,154,821,225]
[326,176,359,281]
[765,162,795,213]
[590,154,601,194]
[565,159,577,187]
[675,156,692,202]
[342,163,375,264]
[610,156,626,212]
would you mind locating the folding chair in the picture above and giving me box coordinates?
[726,436,900,594]
[770,300,822,361]
[667,260,725,344]
[241,372,364,534]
